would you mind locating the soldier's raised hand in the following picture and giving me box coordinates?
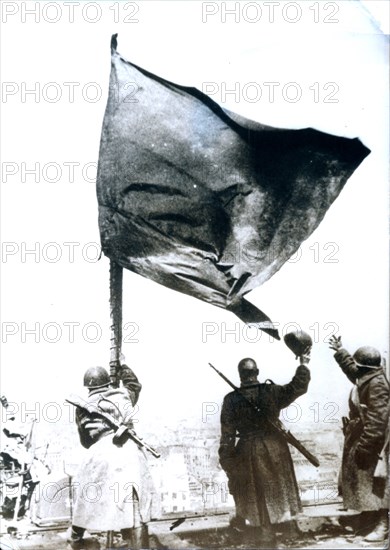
[329,335,342,351]
[0,396,8,408]
[299,345,312,366]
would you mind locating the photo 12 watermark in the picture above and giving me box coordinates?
[201,400,340,424]
[201,479,339,505]
[1,2,140,24]
[1,400,140,425]
[202,81,340,104]
[201,2,341,24]
[2,241,102,263]
[213,241,340,269]
[1,161,97,183]
[201,320,340,344]
[1,81,141,104]
[1,320,140,344]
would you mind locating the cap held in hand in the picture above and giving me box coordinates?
[284,330,313,357]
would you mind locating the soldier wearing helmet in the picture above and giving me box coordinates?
[68,360,153,549]
[329,335,389,543]
[83,365,111,389]
[219,336,312,547]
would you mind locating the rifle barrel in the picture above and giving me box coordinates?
[284,431,320,467]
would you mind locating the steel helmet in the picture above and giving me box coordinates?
[83,366,110,389]
[238,358,258,374]
[284,329,313,357]
[353,346,381,368]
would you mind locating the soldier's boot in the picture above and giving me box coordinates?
[363,518,389,542]
[121,524,148,550]
[261,526,276,542]
[280,520,302,539]
[229,515,246,533]
[134,524,149,549]
[255,525,276,548]
[67,525,86,544]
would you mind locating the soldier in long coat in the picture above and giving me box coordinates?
[67,363,154,549]
[329,335,389,542]
[218,352,311,545]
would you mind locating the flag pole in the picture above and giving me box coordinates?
[109,259,123,388]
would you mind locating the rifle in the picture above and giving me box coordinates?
[66,395,160,459]
[209,363,320,468]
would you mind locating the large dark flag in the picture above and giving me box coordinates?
[97,35,370,340]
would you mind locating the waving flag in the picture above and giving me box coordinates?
[96,35,370,340]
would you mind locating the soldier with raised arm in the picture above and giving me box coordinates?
[218,340,311,547]
[67,359,154,549]
[329,335,389,542]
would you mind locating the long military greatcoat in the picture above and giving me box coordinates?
[72,366,154,531]
[218,365,310,526]
[334,349,389,512]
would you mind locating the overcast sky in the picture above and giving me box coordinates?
[1,1,389,433]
